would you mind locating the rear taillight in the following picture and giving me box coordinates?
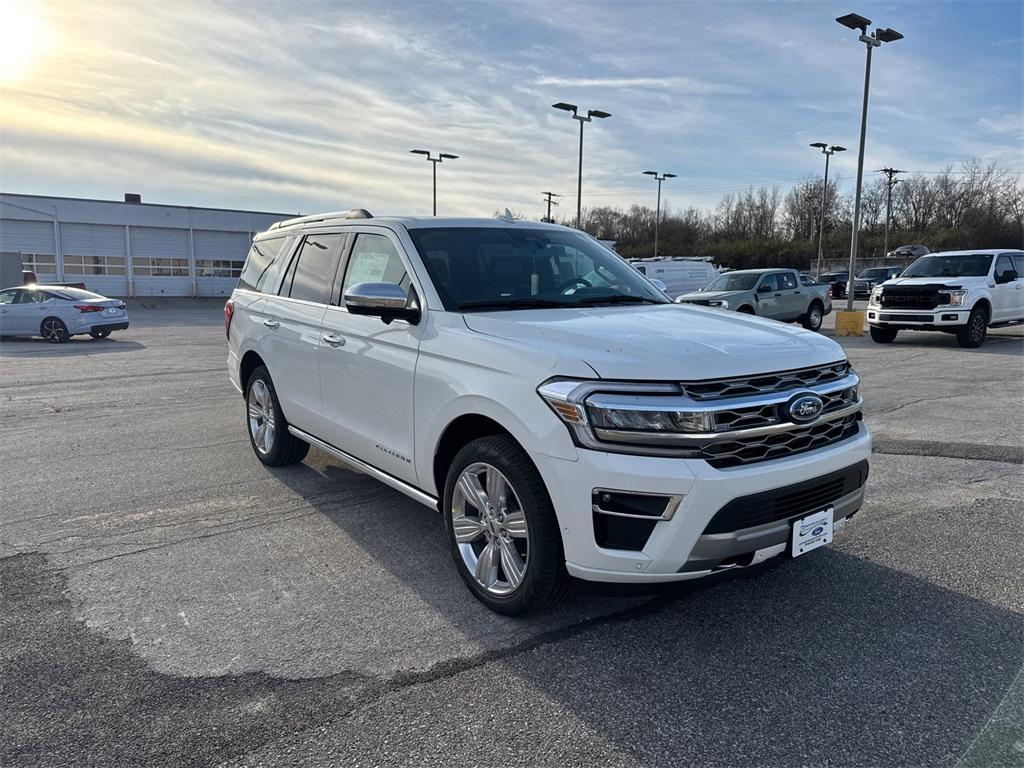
[224,299,234,338]
[74,304,104,313]
[828,287,834,298]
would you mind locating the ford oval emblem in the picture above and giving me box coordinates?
[784,393,824,424]
[812,526,825,536]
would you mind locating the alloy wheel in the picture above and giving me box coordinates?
[970,312,985,343]
[247,379,276,455]
[451,462,529,595]
[41,319,67,343]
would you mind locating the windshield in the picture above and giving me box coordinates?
[407,227,668,311]
[901,254,992,278]
[857,268,890,279]
[702,273,759,292]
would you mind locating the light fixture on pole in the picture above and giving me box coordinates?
[836,12,903,310]
[808,143,846,279]
[409,149,458,216]
[552,102,611,230]
[642,170,676,258]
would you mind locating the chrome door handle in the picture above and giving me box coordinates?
[263,320,280,329]
[322,334,346,347]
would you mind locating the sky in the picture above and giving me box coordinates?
[0,0,1021,220]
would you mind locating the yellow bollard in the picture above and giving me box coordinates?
[834,310,865,336]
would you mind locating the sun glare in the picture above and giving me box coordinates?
[0,0,54,85]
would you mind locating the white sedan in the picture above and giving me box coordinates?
[0,285,129,343]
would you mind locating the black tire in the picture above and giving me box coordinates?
[802,301,824,331]
[737,305,755,315]
[956,306,988,348]
[245,366,309,466]
[40,317,69,343]
[870,326,898,344]
[442,435,569,616]
[89,329,112,339]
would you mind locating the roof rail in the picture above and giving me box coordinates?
[269,208,373,230]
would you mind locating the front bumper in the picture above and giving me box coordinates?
[533,423,871,583]
[867,307,966,327]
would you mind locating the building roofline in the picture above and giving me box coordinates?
[0,192,296,218]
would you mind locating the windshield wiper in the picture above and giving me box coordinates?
[573,294,665,305]
[458,298,575,311]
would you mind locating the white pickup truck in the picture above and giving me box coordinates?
[867,249,1024,347]
[227,213,870,614]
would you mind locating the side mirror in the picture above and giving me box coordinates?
[996,270,1018,284]
[757,284,772,293]
[343,282,420,324]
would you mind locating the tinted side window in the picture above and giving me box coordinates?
[0,290,17,304]
[238,235,294,293]
[288,234,346,304]
[341,234,409,295]
[995,255,1015,281]
[759,274,779,291]
[1011,254,1024,276]
[779,273,798,289]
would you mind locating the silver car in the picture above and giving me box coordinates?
[0,285,129,343]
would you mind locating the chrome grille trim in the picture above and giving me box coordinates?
[679,361,851,401]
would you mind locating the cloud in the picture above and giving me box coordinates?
[532,75,746,95]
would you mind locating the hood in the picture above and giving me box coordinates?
[884,276,986,288]
[462,304,845,381]
[676,290,742,302]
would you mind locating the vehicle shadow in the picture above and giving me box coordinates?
[0,337,145,357]
[272,453,1021,766]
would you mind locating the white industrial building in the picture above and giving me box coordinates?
[0,193,294,297]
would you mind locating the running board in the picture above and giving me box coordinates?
[288,426,438,510]
[990,319,1023,328]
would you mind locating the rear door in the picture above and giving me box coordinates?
[258,231,346,432]
[317,228,423,485]
[776,271,803,319]
[1010,254,1024,319]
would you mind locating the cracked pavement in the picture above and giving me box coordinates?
[1,299,1022,767]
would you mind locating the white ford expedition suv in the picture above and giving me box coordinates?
[226,211,870,614]
[867,249,1024,347]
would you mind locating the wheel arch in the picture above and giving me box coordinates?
[239,349,267,396]
[971,298,992,323]
[433,413,517,501]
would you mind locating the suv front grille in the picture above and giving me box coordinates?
[711,386,857,432]
[879,284,958,311]
[680,362,851,401]
[701,413,862,469]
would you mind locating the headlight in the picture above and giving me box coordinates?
[869,287,882,305]
[942,289,968,307]
[709,299,730,309]
[538,379,709,454]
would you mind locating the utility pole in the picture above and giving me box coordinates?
[409,150,459,215]
[542,191,561,223]
[878,167,904,257]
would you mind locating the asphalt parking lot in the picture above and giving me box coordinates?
[1,299,1022,768]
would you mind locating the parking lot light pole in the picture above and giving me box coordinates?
[809,143,846,279]
[410,150,458,216]
[836,12,903,311]
[552,102,611,230]
[642,170,676,258]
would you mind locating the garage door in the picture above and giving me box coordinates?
[194,230,249,297]
[60,223,129,296]
[130,227,190,296]
[1,220,56,281]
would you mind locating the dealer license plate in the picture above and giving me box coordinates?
[104,307,119,315]
[791,507,834,557]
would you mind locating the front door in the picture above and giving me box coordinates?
[0,289,18,333]
[318,229,423,485]
[755,273,783,318]
[991,254,1017,322]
